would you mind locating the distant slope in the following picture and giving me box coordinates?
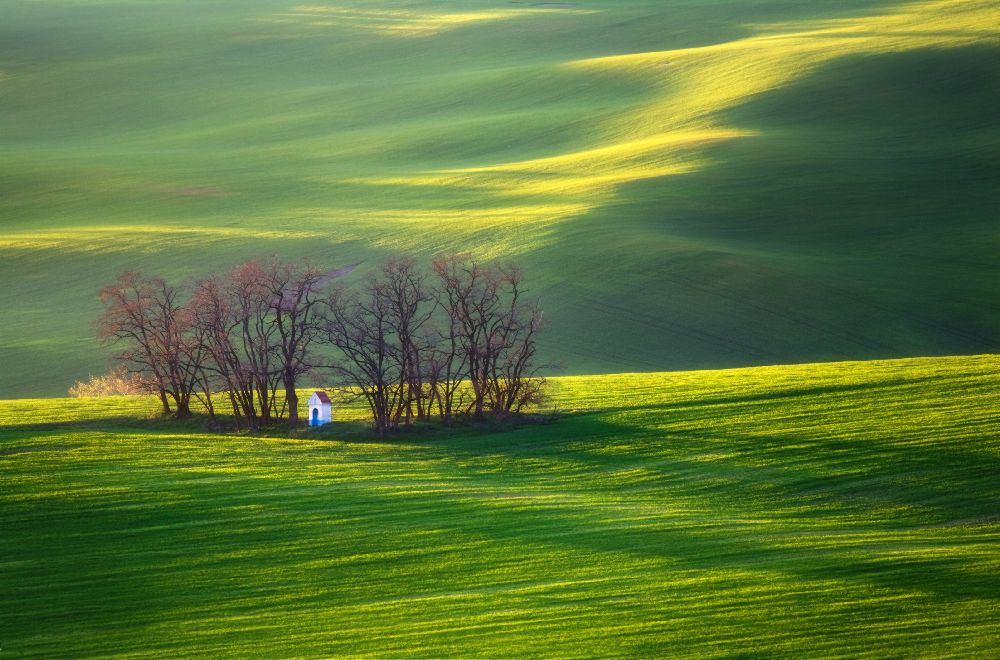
[3,355,1000,655]
[1,0,998,396]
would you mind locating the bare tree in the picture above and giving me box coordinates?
[322,279,402,437]
[484,269,547,416]
[425,268,470,425]
[379,258,435,423]
[266,261,325,427]
[225,262,283,424]
[191,275,264,429]
[431,257,503,418]
[189,267,275,430]
[319,259,438,435]
[180,296,220,423]
[97,272,201,418]
[432,256,547,419]
[189,260,353,429]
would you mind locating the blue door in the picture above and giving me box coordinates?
[311,408,319,426]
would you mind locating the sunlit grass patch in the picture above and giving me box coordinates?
[271,4,595,38]
[0,225,325,254]
[555,0,1000,200]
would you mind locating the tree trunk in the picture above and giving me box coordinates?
[158,388,171,415]
[228,391,242,430]
[202,388,216,422]
[285,375,299,426]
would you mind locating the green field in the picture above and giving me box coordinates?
[4,1,998,656]
[2,0,999,397]
[3,355,1000,656]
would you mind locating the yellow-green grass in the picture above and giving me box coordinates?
[2,0,1000,397]
[3,355,1000,656]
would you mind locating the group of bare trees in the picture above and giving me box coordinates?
[323,257,547,435]
[96,256,547,433]
[97,263,326,428]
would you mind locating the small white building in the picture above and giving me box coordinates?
[307,391,332,427]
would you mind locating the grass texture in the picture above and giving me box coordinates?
[3,354,999,656]
[1,0,999,397]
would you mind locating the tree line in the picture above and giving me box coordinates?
[96,256,548,434]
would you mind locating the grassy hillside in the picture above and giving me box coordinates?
[2,355,1000,656]
[2,0,999,397]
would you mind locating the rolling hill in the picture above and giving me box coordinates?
[2,0,999,397]
[3,355,999,655]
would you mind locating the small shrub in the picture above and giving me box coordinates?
[68,367,154,397]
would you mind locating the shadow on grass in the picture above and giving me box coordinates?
[0,407,562,443]
[0,413,225,434]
